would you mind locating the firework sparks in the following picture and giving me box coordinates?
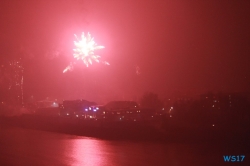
[0,59,24,104]
[63,32,109,73]
[73,32,105,67]
[103,61,110,66]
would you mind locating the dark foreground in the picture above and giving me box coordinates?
[0,115,250,165]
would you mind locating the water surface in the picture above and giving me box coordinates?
[0,125,248,166]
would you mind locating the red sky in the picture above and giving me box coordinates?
[0,0,250,103]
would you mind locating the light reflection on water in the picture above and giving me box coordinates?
[69,138,109,166]
[0,126,232,166]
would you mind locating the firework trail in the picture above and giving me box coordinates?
[135,65,141,75]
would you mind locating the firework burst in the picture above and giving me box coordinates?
[73,32,105,67]
[63,32,109,73]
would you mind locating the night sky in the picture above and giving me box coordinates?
[0,0,250,103]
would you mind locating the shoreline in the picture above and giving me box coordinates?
[1,115,249,145]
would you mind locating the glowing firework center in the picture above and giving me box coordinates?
[73,32,105,67]
[63,32,109,73]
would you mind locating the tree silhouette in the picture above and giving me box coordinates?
[140,92,163,111]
